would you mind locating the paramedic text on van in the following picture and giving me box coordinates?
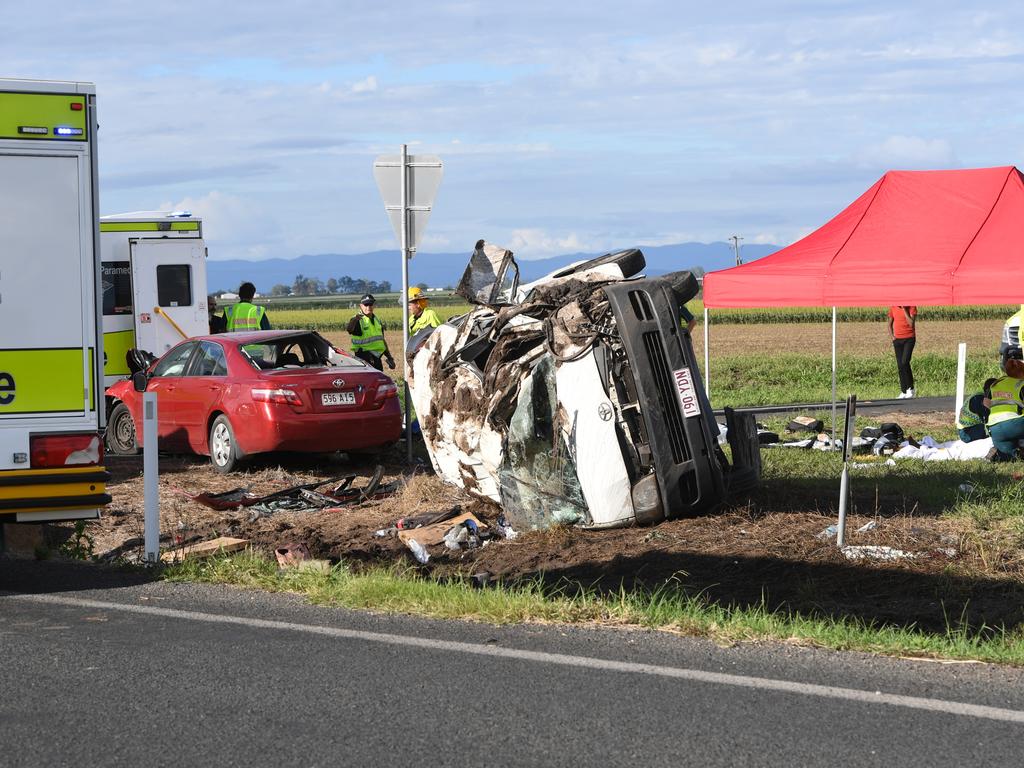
[0,372,15,405]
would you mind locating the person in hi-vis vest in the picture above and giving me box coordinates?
[984,355,1024,461]
[346,294,395,371]
[223,282,270,331]
[407,286,442,334]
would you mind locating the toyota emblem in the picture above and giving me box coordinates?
[332,378,346,388]
[597,402,614,422]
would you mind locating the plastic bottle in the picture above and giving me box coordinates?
[405,538,429,564]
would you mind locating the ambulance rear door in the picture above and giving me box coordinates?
[130,238,209,356]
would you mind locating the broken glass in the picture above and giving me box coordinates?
[498,355,590,529]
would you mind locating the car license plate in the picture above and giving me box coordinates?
[321,391,356,406]
[672,366,701,418]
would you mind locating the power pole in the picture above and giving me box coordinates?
[729,235,744,266]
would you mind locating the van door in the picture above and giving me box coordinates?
[130,239,209,356]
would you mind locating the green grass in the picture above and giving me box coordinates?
[164,552,1024,664]
[708,352,1000,406]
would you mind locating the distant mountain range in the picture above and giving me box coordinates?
[206,241,781,294]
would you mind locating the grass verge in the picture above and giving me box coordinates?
[164,552,1024,665]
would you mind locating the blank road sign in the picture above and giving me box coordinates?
[373,154,443,252]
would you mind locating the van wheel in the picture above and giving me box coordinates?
[570,249,646,278]
[209,415,241,473]
[106,403,139,455]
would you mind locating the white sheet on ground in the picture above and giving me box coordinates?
[891,436,992,461]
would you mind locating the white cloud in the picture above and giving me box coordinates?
[856,135,956,169]
[351,75,377,93]
[159,191,283,260]
[507,229,591,258]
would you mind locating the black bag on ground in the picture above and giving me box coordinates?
[860,422,904,442]
[787,416,824,433]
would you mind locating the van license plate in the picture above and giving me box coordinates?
[672,367,701,417]
[322,391,356,406]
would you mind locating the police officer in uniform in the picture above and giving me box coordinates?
[347,294,395,371]
[223,282,270,331]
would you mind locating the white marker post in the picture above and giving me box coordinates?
[954,342,968,423]
[703,307,710,396]
[143,392,159,564]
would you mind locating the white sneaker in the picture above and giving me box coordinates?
[896,391,908,399]
[905,388,916,398]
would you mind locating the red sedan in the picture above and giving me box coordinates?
[105,331,402,472]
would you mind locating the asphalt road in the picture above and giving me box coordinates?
[2,560,1023,767]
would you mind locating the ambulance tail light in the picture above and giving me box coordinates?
[30,434,104,469]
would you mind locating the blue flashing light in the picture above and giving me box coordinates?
[54,126,83,137]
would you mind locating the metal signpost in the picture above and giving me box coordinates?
[836,394,856,547]
[373,147,443,463]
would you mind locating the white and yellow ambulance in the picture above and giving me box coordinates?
[100,212,210,388]
[0,79,109,523]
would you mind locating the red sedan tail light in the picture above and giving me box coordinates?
[31,434,103,468]
[375,382,398,401]
[252,388,303,406]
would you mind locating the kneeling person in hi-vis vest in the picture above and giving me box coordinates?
[347,294,395,371]
[984,356,1024,461]
[223,282,271,331]
[407,286,441,334]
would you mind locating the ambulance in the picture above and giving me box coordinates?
[0,79,109,523]
[100,212,210,388]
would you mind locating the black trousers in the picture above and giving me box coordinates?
[355,350,383,371]
[893,337,915,392]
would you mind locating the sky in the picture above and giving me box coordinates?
[5,2,1024,261]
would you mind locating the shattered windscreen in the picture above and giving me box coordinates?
[498,355,590,529]
[455,240,519,305]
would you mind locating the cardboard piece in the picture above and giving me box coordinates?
[160,536,249,562]
[397,511,486,547]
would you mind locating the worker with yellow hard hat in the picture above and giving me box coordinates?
[408,286,441,334]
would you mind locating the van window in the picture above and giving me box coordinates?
[102,262,133,315]
[156,264,192,307]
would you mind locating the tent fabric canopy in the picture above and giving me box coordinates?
[703,166,1024,308]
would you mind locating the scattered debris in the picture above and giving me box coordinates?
[816,524,838,540]
[958,483,975,494]
[275,543,311,567]
[189,466,401,517]
[856,520,878,533]
[404,538,430,564]
[186,487,261,510]
[841,545,917,562]
[398,511,487,547]
[160,536,249,563]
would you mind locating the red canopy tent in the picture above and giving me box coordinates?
[699,166,1024,425]
[703,166,1024,308]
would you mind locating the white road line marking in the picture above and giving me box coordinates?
[10,592,1024,724]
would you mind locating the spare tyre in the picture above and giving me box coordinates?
[568,248,646,279]
[663,270,700,304]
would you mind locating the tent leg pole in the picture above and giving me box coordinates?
[955,342,967,423]
[831,306,837,450]
[704,308,710,396]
